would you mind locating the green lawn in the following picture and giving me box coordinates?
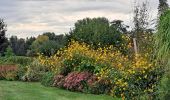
[0,81,119,100]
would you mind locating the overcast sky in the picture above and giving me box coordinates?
[0,0,170,38]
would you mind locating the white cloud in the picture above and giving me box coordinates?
[0,0,170,38]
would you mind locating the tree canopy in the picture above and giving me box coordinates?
[0,19,8,56]
[69,17,126,48]
[158,0,169,16]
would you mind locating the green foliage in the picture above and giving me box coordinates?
[0,56,33,81]
[0,19,8,56]
[42,32,66,44]
[74,55,95,73]
[39,40,62,57]
[90,79,112,94]
[30,35,49,56]
[17,64,27,80]
[69,17,124,48]
[5,71,17,81]
[41,72,54,86]
[158,0,169,16]
[21,60,46,82]
[0,56,33,66]
[60,54,96,76]
[157,72,170,100]
[155,10,170,62]
[154,10,170,100]
[28,33,66,57]
[4,46,15,57]
[10,36,27,56]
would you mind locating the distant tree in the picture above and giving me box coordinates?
[28,35,49,56]
[158,0,169,16]
[4,46,15,57]
[25,37,36,49]
[0,19,8,56]
[9,36,27,56]
[42,32,67,45]
[28,33,66,57]
[42,32,56,40]
[17,38,27,56]
[39,40,62,57]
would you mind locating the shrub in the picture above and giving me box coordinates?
[157,72,170,100]
[21,60,46,82]
[89,79,112,94]
[16,64,27,80]
[38,40,160,99]
[5,71,17,81]
[0,65,18,80]
[0,56,33,66]
[53,74,65,88]
[59,55,95,76]
[63,71,93,92]
[41,72,54,86]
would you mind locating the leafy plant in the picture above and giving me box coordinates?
[63,71,93,92]
[41,72,54,86]
[21,60,46,82]
[53,74,65,88]
[4,46,15,57]
[0,65,18,80]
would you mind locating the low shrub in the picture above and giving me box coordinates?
[41,72,54,86]
[157,72,170,100]
[0,65,18,80]
[89,79,112,94]
[16,64,27,80]
[21,60,46,82]
[0,56,33,66]
[63,71,93,92]
[53,74,65,88]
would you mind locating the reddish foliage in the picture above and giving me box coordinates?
[87,75,98,86]
[63,71,92,92]
[0,65,18,79]
[53,74,65,88]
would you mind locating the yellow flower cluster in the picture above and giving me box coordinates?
[38,40,129,73]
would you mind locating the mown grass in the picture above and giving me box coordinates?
[0,81,120,100]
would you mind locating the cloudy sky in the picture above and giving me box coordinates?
[0,0,170,38]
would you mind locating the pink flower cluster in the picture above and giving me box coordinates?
[64,71,92,91]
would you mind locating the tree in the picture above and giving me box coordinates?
[42,32,56,40]
[132,1,153,54]
[4,46,15,57]
[25,37,36,49]
[110,20,129,33]
[0,19,8,56]
[28,35,49,56]
[10,36,27,56]
[39,40,62,57]
[69,17,125,48]
[42,32,66,45]
[158,0,169,16]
